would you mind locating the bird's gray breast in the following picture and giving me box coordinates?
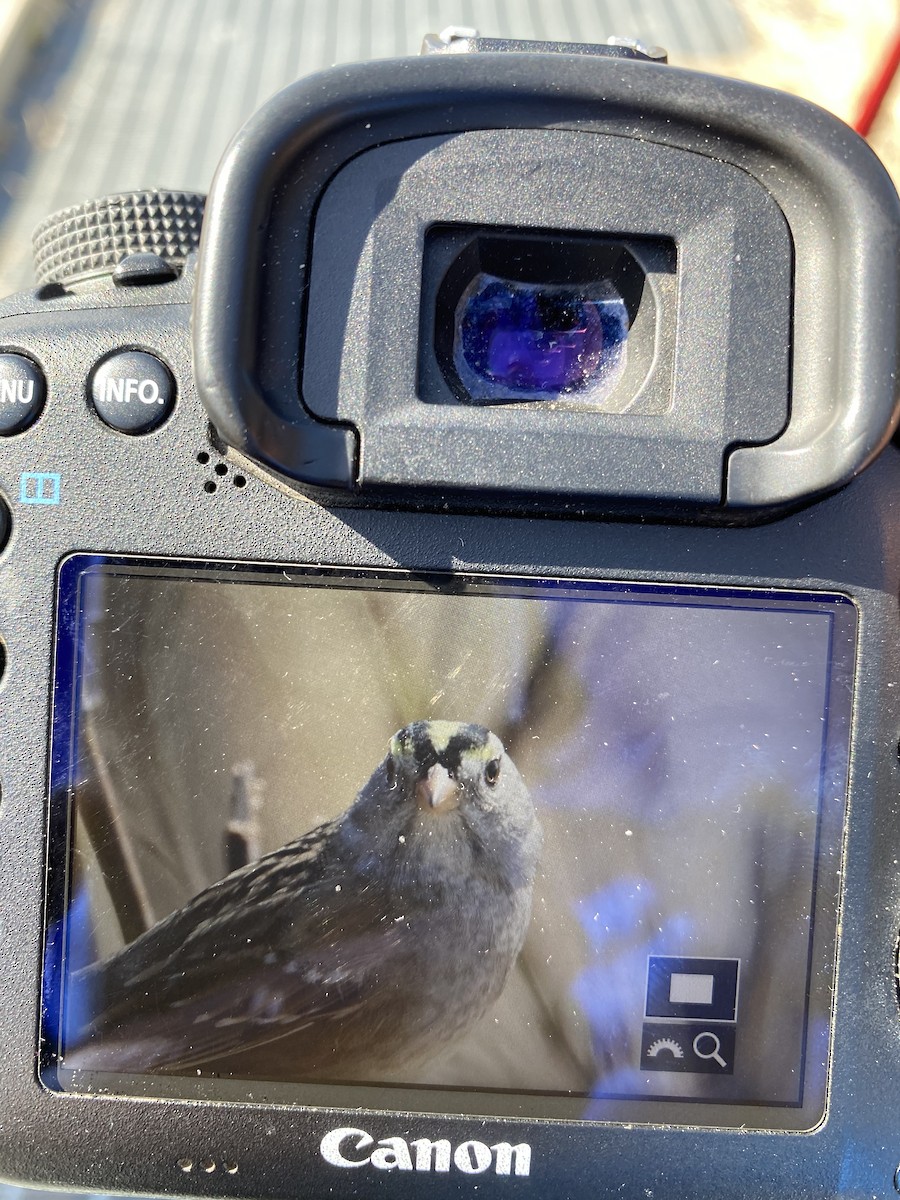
[370,873,533,1063]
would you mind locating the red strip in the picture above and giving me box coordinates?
[854,24,900,137]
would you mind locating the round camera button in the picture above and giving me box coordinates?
[0,354,46,435]
[90,350,175,433]
[0,493,9,554]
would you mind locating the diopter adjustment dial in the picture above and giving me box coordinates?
[32,189,206,287]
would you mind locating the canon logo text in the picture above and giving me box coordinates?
[319,1127,532,1176]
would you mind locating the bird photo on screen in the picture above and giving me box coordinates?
[64,720,542,1082]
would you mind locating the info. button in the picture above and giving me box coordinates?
[89,350,175,433]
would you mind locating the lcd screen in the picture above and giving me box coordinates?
[43,557,855,1131]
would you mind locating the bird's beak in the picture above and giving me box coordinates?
[415,763,460,814]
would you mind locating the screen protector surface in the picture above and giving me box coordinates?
[43,557,855,1130]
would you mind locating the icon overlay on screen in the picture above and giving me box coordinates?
[642,956,740,1075]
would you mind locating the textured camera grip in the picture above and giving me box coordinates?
[32,189,206,286]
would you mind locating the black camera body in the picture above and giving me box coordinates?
[1,38,900,1200]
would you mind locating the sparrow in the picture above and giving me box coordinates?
[64,720,541,1082]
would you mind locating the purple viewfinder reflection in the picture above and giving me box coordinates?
[454,274,628,402]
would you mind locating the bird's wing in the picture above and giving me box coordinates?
[67,911,406,1073]
[66,819,415,1072]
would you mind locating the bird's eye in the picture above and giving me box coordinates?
[484,758,501,786]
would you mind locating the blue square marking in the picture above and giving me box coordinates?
[20,472,61,505]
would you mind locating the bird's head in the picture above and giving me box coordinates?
[345,720,541,895]
[388,719,502,815]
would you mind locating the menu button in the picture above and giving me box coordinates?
[0,354,46,434]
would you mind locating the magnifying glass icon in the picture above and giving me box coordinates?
[693,1031,727,1068]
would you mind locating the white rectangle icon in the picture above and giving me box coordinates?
[669,972,715,1006]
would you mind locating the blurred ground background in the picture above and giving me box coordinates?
[0,0,896,294]
[724,0,900,175]
[0,0,897,1196]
